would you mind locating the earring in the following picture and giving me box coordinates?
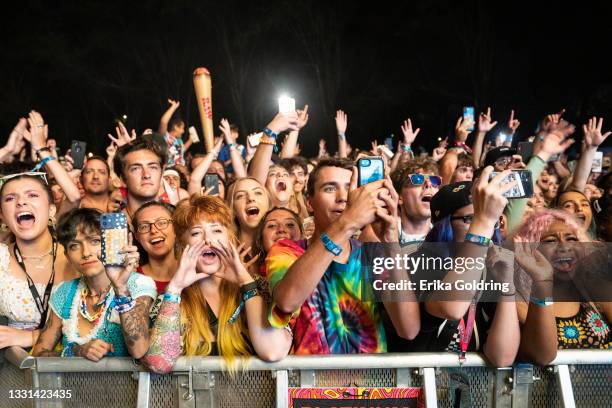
[0,223,8,233]
[48,215,56,227]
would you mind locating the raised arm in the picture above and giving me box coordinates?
[219,119,247,178]
[188,138,223,196]
[568,117,610,192]
[335,110,348,158]
[0,118,27,163]
[158,99,180,135]
[248,113,299,185]
[472,107,497,167]
[281,105,309,159]
[504,109,521,147]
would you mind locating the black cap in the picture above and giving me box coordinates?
[484,146,517,167]
[430,181,473,223]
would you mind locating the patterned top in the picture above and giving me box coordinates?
[266,238,386,355]
[556,303,612,349]
[164,133,184,166]
[0,244,48,330]
[49,273,157,357]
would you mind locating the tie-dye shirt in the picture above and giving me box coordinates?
[266,238,386,355]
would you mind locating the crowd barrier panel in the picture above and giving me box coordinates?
[2,347,611,408]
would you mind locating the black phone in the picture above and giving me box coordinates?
[490,170,534,199]
[357,156,384,187]
[70,140,87,169]
[517,142,533,163]
[205,173,220,196]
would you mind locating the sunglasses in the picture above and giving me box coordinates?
[406,174,442,187]
[0,171,49,187]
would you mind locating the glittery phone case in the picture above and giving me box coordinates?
[100,213,128,266]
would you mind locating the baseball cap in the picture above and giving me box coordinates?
[430,181,473,223]
[484,146,517,168]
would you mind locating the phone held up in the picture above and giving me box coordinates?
[204,173,220,196]
[357,156,385,187]
[100,213,128,267]
[463,106,475,132]
[70,140,87,169]
[490,169,533,199]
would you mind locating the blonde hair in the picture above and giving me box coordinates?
[173,195,252,367]
[225,177,272,231]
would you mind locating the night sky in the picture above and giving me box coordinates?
[3,1,612,157]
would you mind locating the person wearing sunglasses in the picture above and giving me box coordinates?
[132,202,177,301]
[391,160,441,246]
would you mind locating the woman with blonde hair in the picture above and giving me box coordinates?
[143,195,291,373]
[513,209,611,366]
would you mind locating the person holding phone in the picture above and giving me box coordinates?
[142,195,291,373]
[265,158,419,354]
[32,208,156,361]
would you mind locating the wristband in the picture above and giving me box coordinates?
[228,143,236,150]
[530,295,554,307]
[338,133,346,139]
[35,146,51,158]
[464,232,491,247]
[500,292,516,297]
[320,232,342,256]
[114,295,133,306]
[240,281,258,295]
[115,299,136,314]
[401,143,412,152]
[163,293,181,303]
[263,127,278,139]
[31,155,56,171]
[228,288,260,324]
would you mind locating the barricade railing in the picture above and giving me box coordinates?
[2,348,611,408]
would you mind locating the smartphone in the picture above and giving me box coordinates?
[357,156,385,187]
[385,135,394,151]
[278,96,295,114]
[490,170,533,199]
[377,145,394,159]
[248,133,263,147]
[463,106,475,132]
[204,173,220,195]
[100,213,128,267]
[188,126,200,143]
[592,151,603,173]
[517,142,534,163]
[70,140,87,169]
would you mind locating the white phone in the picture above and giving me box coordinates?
[248,133,263,147]
[188,126,200,143]
[592,151,603,173]
[278,96,295,114]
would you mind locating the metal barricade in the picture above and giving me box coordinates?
[2,349,611,407]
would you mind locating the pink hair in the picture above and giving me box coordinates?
[513,208,590,243]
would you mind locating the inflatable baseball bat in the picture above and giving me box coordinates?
[193,67,214,153]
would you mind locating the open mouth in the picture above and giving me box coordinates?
[575,214,586,222]
[149,237,166,247]
[276,181,287,192]
[245,206,260,218]
[421,195,433,206]
[16,212,36,228]
[552,257,576,273]
[200,249,218,264]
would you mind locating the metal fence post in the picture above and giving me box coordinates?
[556,365,576,408]
[421,367,437,408]
[396,368,411,387]
[299,369,315,387]
[275,370,289,408]
[136,371,150,408]
[493,367,513,408]
[511,364,534,408]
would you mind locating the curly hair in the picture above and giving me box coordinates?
[391,158,439,192]
[512,208,590,243]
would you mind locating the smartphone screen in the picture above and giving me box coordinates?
[357,157,385,187]
[385,136,394,151]
[517,142,534,163]
[71,140,87,169]
[100,213,128,266]
[592,151,603,173]
[278,96,295,114]
[463,106,475,132]
[490,170,533,199]
[248,133,263,147]
[205,173,220,195]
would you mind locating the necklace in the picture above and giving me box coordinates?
[20,249,53,260]
[66,279,113,345]
[79,285,112,323]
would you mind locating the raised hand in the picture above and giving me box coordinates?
[478,107,498,133]
[455,117,472,142]
[296,105,310,129]
[237,241,260,271]
[106,142,117,159]
[342,168,387,230]
[335,110,348,135]
[167,99,180,109]
[371,140,379,155]
[219,118,235,144]
[508,109,520,134]
[401,118,420,145]
[582,117,611,148]
[108,121,137,147]
[541,109,566,132]
[535,122,575,160]
[27,111,47,150]
[513,236,553,282]
[371,177,400,243]
[266,112,299,134]
[165,239,210,294]
[432,137,448,161]
[63,150,75,172]
[471,167,517,231]
[211,240,254,286]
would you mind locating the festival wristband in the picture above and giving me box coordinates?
[240,281,258,295]
[464,233,491,247]
[115,299,136,314]
[338,132,346,139]
[228,288,260,324]
[228,143,236,150]
[263,127,278,139]
[35,146,52,158]
[163,292,181,303]
[529,295,554,307]
[320,232,342,256]
[31,156,55,171]
[114,295,133,306]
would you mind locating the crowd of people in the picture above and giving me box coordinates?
[0,100,610,373]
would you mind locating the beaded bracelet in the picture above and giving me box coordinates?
[114,295,133,306]
[115,299,136,314]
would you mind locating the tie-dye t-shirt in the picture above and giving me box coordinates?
[266,238,386,354]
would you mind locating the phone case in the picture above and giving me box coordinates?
[205,174,220,195]
[100,213,128,266]
[463,107,475,132]
[71,140,87,169]
[357,157,385,186]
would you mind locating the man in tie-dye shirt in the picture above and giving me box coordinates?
[266,158,420,354]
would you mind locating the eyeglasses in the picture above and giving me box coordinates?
[494,157,513,168]
[136,218,172,234]
[0,171,49,188]
[406,174,442,187]
[450,214,474,224]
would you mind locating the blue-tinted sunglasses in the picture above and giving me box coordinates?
[407,174,442,187]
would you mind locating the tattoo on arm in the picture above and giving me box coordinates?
[32,313,62,357]
[141,300,181,374]
[119,297,152,349]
